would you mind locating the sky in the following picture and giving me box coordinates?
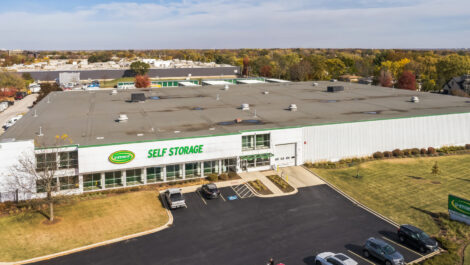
[1,0,469,50]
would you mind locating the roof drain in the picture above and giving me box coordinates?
[241,103,250,110]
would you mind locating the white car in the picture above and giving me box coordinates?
[315,252,358,265]
[3,115,22,129]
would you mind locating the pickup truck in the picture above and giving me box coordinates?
[164,188,186,209]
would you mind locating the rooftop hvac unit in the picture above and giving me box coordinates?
[289,104,298,111]
[117,114,128,122]
[327,86,344,93]
[241,103,250,110]
[131,93,146,102]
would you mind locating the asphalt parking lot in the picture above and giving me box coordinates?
[35,184,427,265]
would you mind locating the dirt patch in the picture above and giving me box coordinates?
[42,217,62,225]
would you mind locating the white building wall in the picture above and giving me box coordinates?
[302,113,470,162]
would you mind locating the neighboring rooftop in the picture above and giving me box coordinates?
[443,74,470,94]
[2,81,470,147]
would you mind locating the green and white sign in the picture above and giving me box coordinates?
[147,145,204,158]
[448,194,470,225]
[109,150,135,164]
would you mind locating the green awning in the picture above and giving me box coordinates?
[240,153,273,160]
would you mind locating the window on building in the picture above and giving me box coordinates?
[185,162,201,178]
[105,171,122,188]
[221,158,237,173]
[255,134,270,149]
[59,175,79,190]
[146,167,162,183]
[36,178,57,193]
[242,135,255,150]
[59,151,78,169]
[256,157,270,167]
[166,165,181,181]
[204,160,219,175]
[83,173,101,191]
[126,169,142,186]
[36,153,57,171]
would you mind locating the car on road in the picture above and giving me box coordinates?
[315,252,358,265]
[363,237,405,265]
[164,188,186,209]
[201,183,220,199]
[397,224,438,253]
[2,115,22,130]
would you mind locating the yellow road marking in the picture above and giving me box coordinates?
[347,250,377,265]
[381,236,423,257]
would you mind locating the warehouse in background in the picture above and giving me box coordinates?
[0,81,470,201]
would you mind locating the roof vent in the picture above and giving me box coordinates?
[313,82,319,86]
[224,85,229,90]
[263,91,269,95]
[131,93,146,102]
[411,96,419,103]
[117,114,128,122]
[289,104,298,112]
[111,89,117,95]
[241,103,250,110]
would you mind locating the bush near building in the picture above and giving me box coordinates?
[248,180,272,195]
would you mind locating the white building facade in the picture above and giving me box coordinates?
[1,112,470,201]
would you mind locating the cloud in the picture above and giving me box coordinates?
[0,0,469,49]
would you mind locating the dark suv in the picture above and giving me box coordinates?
[363,237,404,265]
[397,224,438,253]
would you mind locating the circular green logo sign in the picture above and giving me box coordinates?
[109,150,135,164]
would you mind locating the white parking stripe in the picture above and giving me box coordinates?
[220,193,226,202]
[346,250,377,265]
[381,236,423,257]
[196,190,207,205]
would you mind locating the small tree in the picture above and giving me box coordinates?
[431,161,440,175]
[260,65,272,77]
[397,71,416,90]
[378,69,393,87]
[135,75,150,88]
[9,134,74,222]
[130,61,150,76]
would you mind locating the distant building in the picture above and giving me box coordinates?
[443,74,470,95]
[59,72,80,86]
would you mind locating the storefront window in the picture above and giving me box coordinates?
[242,135,255,150]
[59,151,78,169]
[166,165,181,181]
[83,173,101,190]
[256,157,270,167]
[59,175,79,190]
[185,162,201,178]
[36,153,57,171]
[221,158,237,173]
[147,167,162,183]
[105,171,122,188]
[204,160,219,175]
[36,178,57,193]
[126,169,142,186]
[256,134,270,149]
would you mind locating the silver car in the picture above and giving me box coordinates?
[315,252,358,265]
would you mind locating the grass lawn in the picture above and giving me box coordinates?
[0,191,168,262]
[100,77,135,88]
[465,245,470,265]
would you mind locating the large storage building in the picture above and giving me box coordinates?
[1,81,470,201]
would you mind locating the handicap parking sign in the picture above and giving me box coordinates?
[227,195,238,201]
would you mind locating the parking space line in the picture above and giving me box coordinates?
[381,236,423,257]
[196,190,207,205]
[346,250,377,265]
[220,193,226,202]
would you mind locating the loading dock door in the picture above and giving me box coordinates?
[274,143,296,167]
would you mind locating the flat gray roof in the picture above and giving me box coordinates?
[3,81,470,147]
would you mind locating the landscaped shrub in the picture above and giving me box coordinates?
[206,173,218,182]
[420,148,427,155]
[427,147,436,155]
[228,171,240,179]
[392,149,404,157]
[219,173,229,181]
[373,152,384,159]
[403,149,411,156]
[411,148,420,155]
[466,144,470,150]
[383,151,393,158]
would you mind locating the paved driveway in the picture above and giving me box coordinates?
[0,94,37,135]
[34,184,423,265]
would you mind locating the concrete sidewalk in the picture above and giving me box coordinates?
[275,166,325,188]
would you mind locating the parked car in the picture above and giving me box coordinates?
[2,115,22,130]
[201,183,220,199]
[0,101,8,112]
[15,92,27,100]
[164,188,186,209]
[363,237,405,265]
[398,224,438,253]
[315,252,358,265]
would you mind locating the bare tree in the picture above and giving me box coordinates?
[8,134,76,222]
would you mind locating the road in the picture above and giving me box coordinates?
[34,185,423,265]
[0,94,37,135]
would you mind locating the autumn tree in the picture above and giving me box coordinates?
[431,162,440,175]
[130,61,150,76]
[290,61,311,81]
[397,71,416,90]
[242,57,250,76]
[325,58,346,79]
[0,72,25,90]
[260,65,272,77]
[135,75,150,88]
[378,69,393,87]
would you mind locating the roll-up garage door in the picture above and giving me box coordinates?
[274,143,296,167]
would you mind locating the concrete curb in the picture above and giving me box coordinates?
[6,192,174,265]
[301,166,445,264]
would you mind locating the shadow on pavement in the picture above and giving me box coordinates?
[302,255,316,265]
